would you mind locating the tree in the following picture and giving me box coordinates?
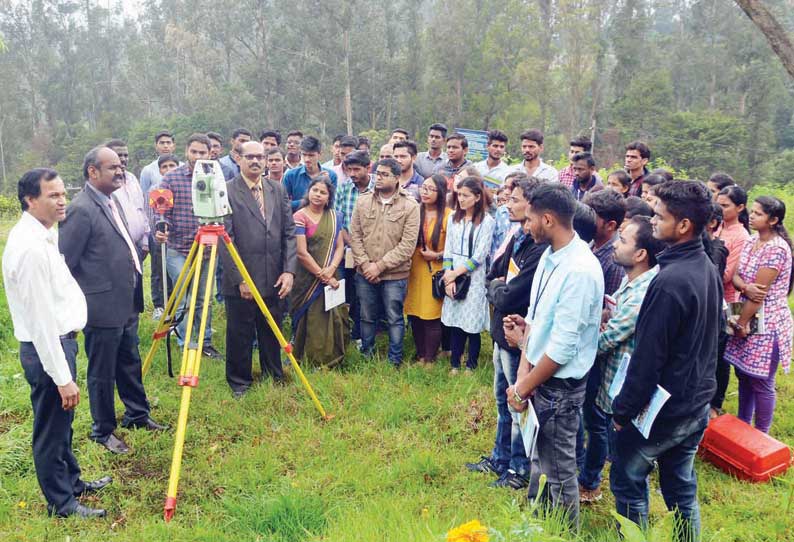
[734,0,794,79]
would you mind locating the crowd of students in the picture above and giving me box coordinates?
[5,123,792,536]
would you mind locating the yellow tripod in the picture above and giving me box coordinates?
[141,223,330,522]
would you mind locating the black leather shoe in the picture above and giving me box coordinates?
[76,476,113,496]
[51,503,107,519]
[96,433,129,455]
[122,417,169,431]
[201,344,222,359]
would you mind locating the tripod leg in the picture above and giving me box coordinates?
[142,241,200,377]
[163,243,217,522]
[177,243,206,376]
[222,236,330,420]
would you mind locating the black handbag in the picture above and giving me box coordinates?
[431,222,476,300]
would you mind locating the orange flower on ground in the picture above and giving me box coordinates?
[446,519,489,542]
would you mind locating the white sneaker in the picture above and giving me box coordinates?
[152,307,164,321]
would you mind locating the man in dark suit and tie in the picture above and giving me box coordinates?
[220,140,297,397]
[59,146,165,454]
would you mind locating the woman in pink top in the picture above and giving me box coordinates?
[717,185,751,303]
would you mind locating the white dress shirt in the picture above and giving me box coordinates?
[2,212,87,386]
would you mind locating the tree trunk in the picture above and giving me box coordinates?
[734,0,794,79]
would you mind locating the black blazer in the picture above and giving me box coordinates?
[220,176,297,299]
[59,186,143,328]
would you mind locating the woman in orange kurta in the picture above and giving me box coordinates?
[404,175,451,364]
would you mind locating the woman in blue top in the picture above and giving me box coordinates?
[441,177,495,374]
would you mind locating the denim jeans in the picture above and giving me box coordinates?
[166,248,213,347]
[492,343,529,476]
[578,403,615,490]
[576,361,601,473]
[527,378,586,530]
[355,274,407,365]
[344,267,361,340]
[610,405,709,542]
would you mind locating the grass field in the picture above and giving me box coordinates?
[0,219,793,542]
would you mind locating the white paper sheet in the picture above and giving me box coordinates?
[324,279,346,311]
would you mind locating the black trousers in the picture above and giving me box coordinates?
[84,315,150,441]
[20,339,86,514]
[225,295,283,392]
[711,332,730,410]
[149,233,172,309]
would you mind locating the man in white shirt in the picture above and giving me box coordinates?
[474,129,511,187]
[510,129,559,183]
[2,168,111,518]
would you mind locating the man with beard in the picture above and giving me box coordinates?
[571,152,603,201]
[578,216,661,504]
[474,130,510,186]
[155,134,222,360]
[510,129,558,183]
[392,140,423,202]
[207,132,224,160]
[624,141,651,197]
[415,123,448,178]
[60,147,165,455]
[220,128,253,181]
[506,183,603,528]
[466,178,547,489]
[558,136,593,190]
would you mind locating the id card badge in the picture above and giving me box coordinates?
[344,247,355,269]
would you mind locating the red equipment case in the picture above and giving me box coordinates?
[699,414,792,482]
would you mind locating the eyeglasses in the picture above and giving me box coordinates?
[420,185,437,192]
[243,154,265,161]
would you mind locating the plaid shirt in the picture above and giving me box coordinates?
[593,234,626,296]
[558,164,576,189]
[159,164,200,256]
[335,175,374,232]
[596,266,658,414]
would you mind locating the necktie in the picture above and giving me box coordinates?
[108,199,142,275]
[252,185,265,217]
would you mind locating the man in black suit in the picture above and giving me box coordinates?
[220,140,297,397]
[59,146,165,455]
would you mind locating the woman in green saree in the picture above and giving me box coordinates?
[290,176,349,368]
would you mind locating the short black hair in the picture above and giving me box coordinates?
[642,173,667,188]
[340,135,358,148]
[573,202,597,243]
[520,129,544,145]
[105,138,126,149]
[357,136,370,148]
[446,132,468,149]
[625,141,651,160]
[206,131,223,144]
[569,135,592,152]
[300,136,322,153]
[231,128,253,140]
[516,177,542,202]
[654,180,712,235]
[528,183,576,226]
[428,123,448,137]
[186,133,212,151]
[628,215,664,267]
[651,168,674,181]
[392,128,410,138]
[18,168,58,211]
[332,134,345,144]
[287,130,304,139]
[343,150,371,168]
[259,130,281,144]
[572,151,596,168]
[625,196,654,219]
[393,140,418,157]
[709,201,724,228]
[487,129,508,145]
[157,154,179,167]
[155,130,173,143]
[708,172,735,191]
[375,158,401,177]
[266,147,285,159]
[584,188,626,227]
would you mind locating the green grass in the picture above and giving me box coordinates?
[0,220,793,542]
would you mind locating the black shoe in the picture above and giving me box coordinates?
[465,456,501,475]
[51,503,107,519]
[76,476,113,496]
[201,344,222,359]
[490,469,529,489]
[122,417,169,431]
[96,433,129,455]
[232,389,246,399]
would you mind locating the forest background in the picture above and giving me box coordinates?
[0,0,793,193]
